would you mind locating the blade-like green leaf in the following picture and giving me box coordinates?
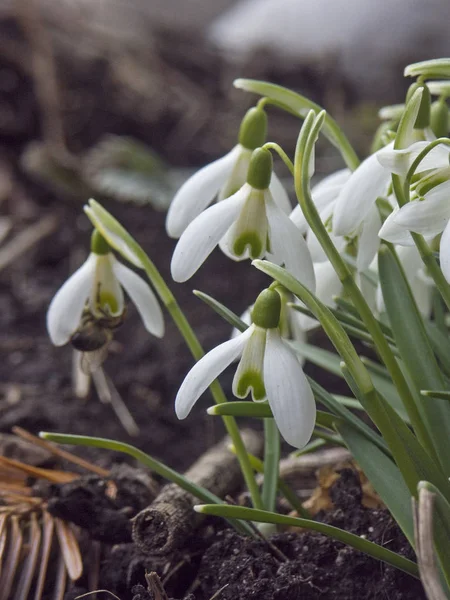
[194,290,247,332]
[378,244,450,468]
[337,421,414,545]
[39,433,253,537]
[308,378,390,456]
[209,402,337,431]
[195,504,419,578]
[292,340,408,422]
[417,481,450,589]
[424,321,450,378]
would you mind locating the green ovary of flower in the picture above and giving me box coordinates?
[235,370,266,401]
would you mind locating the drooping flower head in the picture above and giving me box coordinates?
[171,147,315,291]
[166,105,291,238]
[175,288,316,448]
[47,230,164,348]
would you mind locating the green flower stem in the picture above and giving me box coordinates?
[294,112,436,456]
[39,432,254,537]
[262,143,294,176]
[195,505,419,578]
[262,418,280,512]
[229,445,310,518]
[85,201,263,510]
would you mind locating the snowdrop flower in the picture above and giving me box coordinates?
[166,106,291,238]
[377,140,450,177]
[176,289,316,448]
[171,147,315,290]
[47,230,164,346]
[379,174,450,282]
[333,146,391,239]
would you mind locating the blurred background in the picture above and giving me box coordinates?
[1,0,450,464]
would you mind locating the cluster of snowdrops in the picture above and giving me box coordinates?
[43,58,450,587]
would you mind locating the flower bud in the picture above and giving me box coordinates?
[238,107,268,150]
[251,288,281,329]
[246,147,273,190]
[430,99,449,138]
[406,82,431,129]
[90,230,110,255]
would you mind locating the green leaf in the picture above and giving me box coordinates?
[417,481,450,589]
[421,390,450,400]
[208,402,272,418]
[423,320,450,378]
[292,340,409,423]
[195,504,419,578]
[194,290,247,332]
[39,432,254,537]
[308,378,390,456]
[378,244,450,467]
[337,422,414,545]
[209,402,337,431]
[233,79,360,170]
[405,59,450,79]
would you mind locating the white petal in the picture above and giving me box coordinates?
[290,169,350,234]
[392,183,450,237]
[265,192,316,292]
[294,261,342,331]
[378,208,417,245]
[175,327,253,419]
[357,205,382,271]
[397,246,433,318]
[269,173,291,214]
[306,203,345,263]
[264,329,316,448]
[440,220,450,284]
[333,146,392,236]
[47,254,96,346]
[218,145,252,201]
[171,185,248,282]
[231,306,252,339]
[166,145,240,238]
[377,141,450,176]
[91,254,124,317]
[112,259,164,338]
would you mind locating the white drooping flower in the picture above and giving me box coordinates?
[47,231,164,346]
[166,106,291,238]
[170,147,315,290]
[175,289,316,449]
[379,175,450,282]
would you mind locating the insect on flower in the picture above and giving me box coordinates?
[47,230,164,372]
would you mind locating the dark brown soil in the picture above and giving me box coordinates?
[46,467,423,600]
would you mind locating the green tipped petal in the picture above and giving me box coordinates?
[238,107,268,150]
[235,371,266,401]
[233,231,264,258]
[233,325,267,401]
